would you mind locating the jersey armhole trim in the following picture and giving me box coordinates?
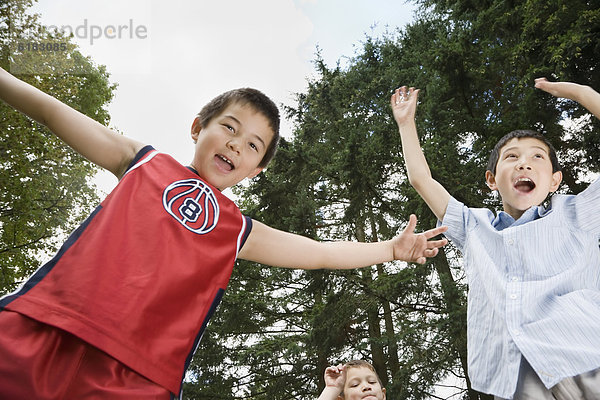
[237,216,253,255]
[121,146,158,179]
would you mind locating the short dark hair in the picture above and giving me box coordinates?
[197,88,280,168]
[339,360,383,398]
[486,130,561,175]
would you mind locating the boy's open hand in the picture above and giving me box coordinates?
[393,215,448,264]
[535,77,600,120]
[391,86,420,126]
[534,78,583,101]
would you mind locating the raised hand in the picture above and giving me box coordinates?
[317,364,346,400]
[535,78,582,101]
[391,86,420,127]
[535,77,600,120]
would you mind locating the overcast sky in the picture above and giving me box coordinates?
[31,0,417,193]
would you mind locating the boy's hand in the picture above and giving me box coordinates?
[535,77,600,121]
[391,86,420,127]
[317,364,345,399]
[535,78,583,101]
[393,215,448,264]
[324,364,346,392]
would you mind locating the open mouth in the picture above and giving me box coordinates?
[513,177,535,193]
[215,154,235,171]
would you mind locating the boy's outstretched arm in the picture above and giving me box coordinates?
[238,214,447,269]
[0,67,144,178]
[391,86,450,221]
[316,365,346,400]
[535,77,600,120]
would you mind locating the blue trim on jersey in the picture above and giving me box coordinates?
[124,145,155,174]
[240,216,253,250]
[0,205,104,310]
[178,288,226,397]
[186,166,199,175]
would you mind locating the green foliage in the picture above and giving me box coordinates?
[186,44,456,399]
[414,0,600,186]
[0,0,116,294]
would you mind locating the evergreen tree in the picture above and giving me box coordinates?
[187,1,600,398]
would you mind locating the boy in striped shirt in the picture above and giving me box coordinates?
[391,78,600,399]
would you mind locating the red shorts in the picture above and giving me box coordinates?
[0,310,173,400]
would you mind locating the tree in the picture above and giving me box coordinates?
[0,0,116,294]
[186,51,456,399]
[185,0,600,398]
[414,0,600,187]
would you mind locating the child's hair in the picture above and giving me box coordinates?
[339,359,383,397]
[197,88,280,168]
[486,129,561,175]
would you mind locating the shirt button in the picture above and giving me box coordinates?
[510,294,517,300]
[511,276,519,282]
[507,239,514,245]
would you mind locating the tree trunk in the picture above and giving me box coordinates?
[355,221,389,387]
[368,211,401,378]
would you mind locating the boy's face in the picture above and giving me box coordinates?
[190,102,274,191]
[340,366,386,400]
[485,137,562,220]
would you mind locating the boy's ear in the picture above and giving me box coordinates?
[485,170,498,191]
[550,170,563,192]
[191,117,202,143]
[246,167,263,179]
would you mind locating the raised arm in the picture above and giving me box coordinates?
[0,67,144,178]
[535,78,600,120]
[238,214,447,269]
[391,86,450,221]
[316,365,346,400]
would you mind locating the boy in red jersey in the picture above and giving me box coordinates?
[0,66,447,399]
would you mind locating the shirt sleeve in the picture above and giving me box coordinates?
[568,175,600,234]
[439,196,469,249]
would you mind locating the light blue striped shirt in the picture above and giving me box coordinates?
[441,177,600,398]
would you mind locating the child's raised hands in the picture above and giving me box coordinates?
[391,86,420,126]
[534,78,583,101]
[317,364,346,400]
[324,364,346,390]
[535,77,600,120]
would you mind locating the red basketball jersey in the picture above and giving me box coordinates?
[1,147,250,394]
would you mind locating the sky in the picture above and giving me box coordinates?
[30,0,418,195]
